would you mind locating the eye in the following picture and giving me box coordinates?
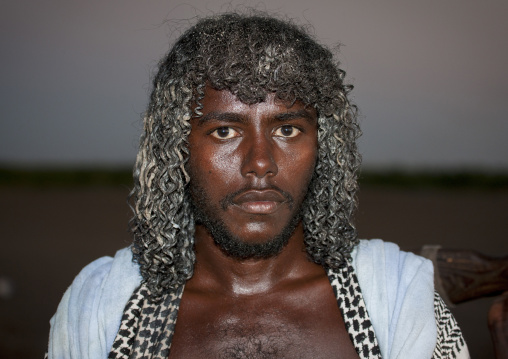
[210,127,240,139]
[273,125,301,138]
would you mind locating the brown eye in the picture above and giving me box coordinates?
[274,125,300,138]
[210,127,239,139]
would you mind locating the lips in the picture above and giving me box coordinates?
[232,190,287,214]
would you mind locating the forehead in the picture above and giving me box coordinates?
[197,86,317,120]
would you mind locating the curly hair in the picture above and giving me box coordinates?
[130,12,361,300]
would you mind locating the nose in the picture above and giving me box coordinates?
[241,135,278,178]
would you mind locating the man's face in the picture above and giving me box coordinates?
[187,87,318,259]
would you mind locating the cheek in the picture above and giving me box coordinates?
[188,144,241,189]
[209,151,238,179]
[280,142,318,177]
[277,146,317,201]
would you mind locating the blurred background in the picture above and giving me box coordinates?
[1,0,507,357]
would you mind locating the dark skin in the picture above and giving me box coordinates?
[168,88,360,358]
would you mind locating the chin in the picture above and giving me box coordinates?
[206,217,301,260]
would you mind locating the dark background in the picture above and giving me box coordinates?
[2,2,507,357]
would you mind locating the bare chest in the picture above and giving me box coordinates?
[168,288,360,359]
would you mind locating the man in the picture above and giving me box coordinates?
[48,13,469,358]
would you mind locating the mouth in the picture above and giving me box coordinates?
[231,190,288,215]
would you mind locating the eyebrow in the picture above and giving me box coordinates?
[274,110,316,123]
[196,109,316,126]
[197,112,246,126]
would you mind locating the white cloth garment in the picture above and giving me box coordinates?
[47,240,467,359]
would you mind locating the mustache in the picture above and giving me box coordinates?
[220,185,294,211]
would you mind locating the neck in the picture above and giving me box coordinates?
[189,222,321,296]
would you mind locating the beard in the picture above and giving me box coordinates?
[189,184,303,260]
